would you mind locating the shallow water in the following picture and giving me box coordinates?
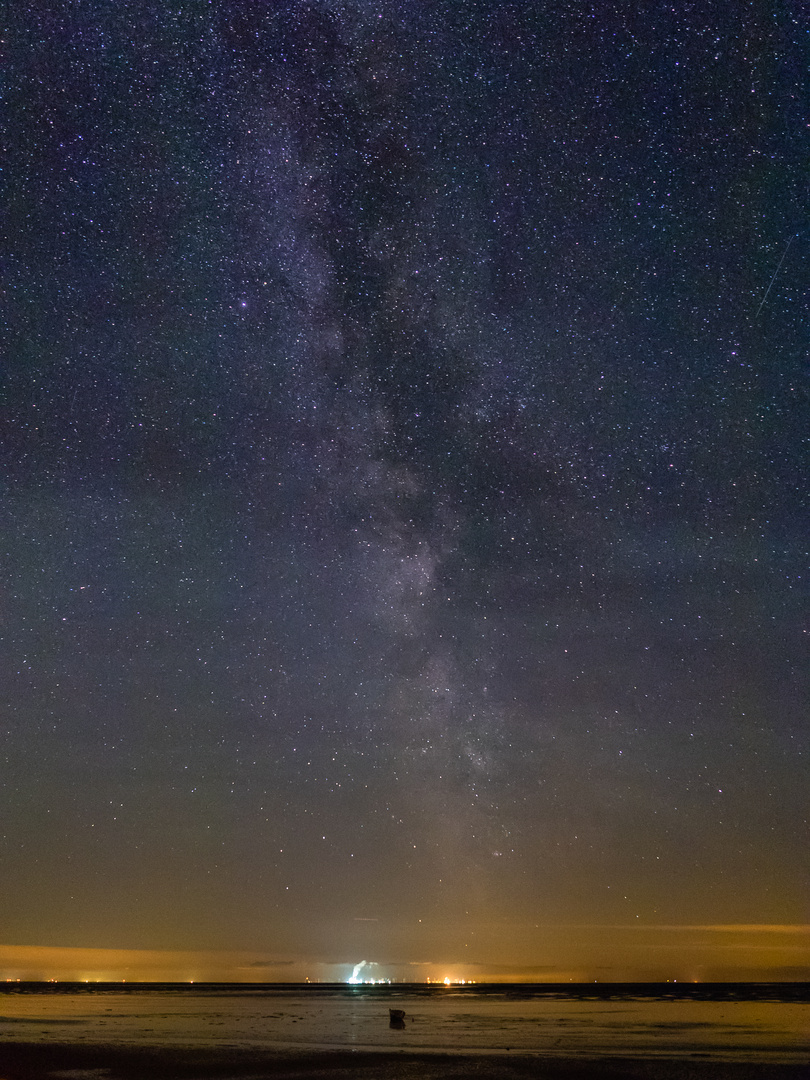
[0,985,807,1063]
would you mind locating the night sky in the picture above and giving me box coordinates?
[3,1,807,983]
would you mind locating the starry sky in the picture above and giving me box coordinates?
[3,1,808,983]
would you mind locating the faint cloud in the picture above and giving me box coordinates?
[640,925,810,934]
[541,924,810,934]
[241,960,296,967]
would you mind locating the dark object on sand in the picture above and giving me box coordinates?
[389,1008,406,1028]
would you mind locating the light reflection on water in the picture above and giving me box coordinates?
[0,988,807,1063]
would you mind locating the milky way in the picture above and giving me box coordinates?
[2,1,806,981]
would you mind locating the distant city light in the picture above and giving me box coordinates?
[346,960,392,985]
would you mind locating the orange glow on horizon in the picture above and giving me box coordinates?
[1,925,808,984]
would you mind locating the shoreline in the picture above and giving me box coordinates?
[1,1041,808,1080]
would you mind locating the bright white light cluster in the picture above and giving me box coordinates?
[346,961,392,984]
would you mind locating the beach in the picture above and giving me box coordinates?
[1,984,807,1079]
[1,1041,809,1080]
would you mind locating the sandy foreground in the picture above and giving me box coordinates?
[1,1042,809,1080]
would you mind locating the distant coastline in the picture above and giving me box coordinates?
[3,980,810,1000]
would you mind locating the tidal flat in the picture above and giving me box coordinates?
[0,983,807,1078]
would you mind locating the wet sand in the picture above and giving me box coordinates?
[1,1041,808,1080]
